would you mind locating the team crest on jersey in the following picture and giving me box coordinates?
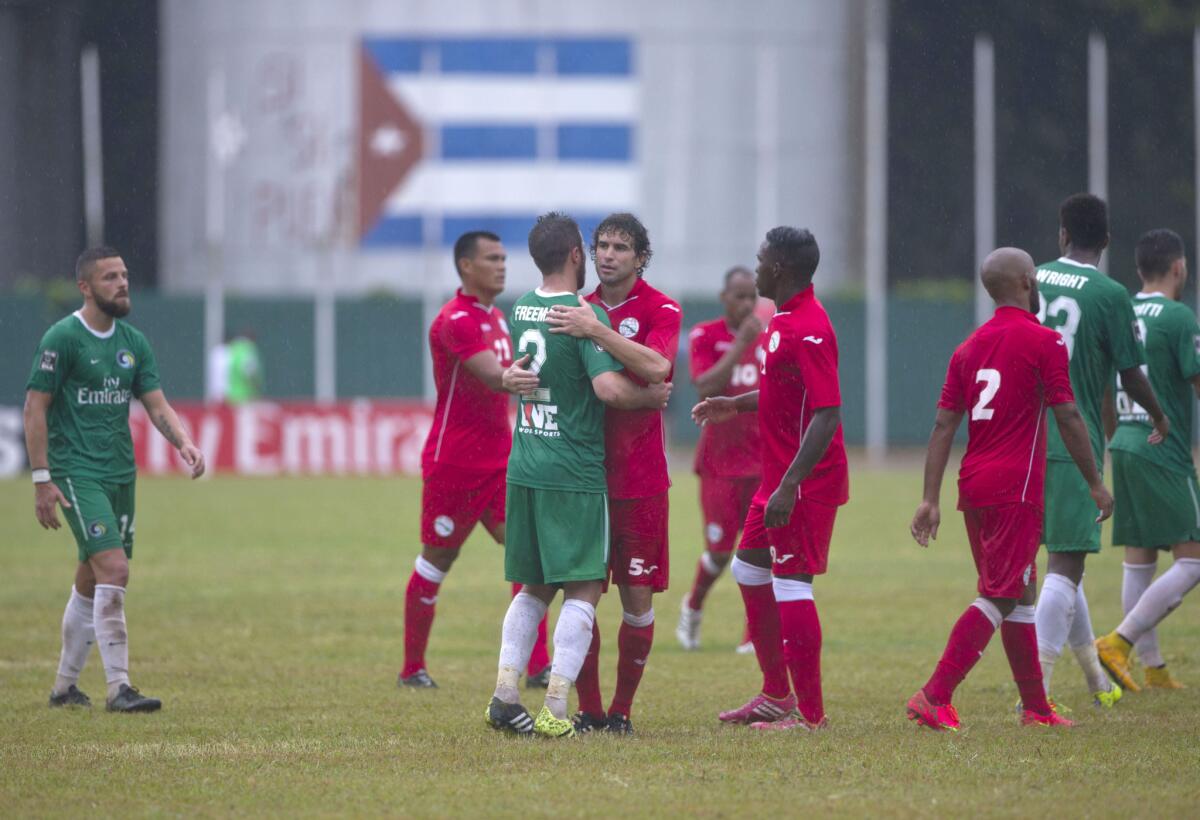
[618,317,640,339]
[39,350,58,372]
[88,521,107,538]
[116,349,136,369]
[768,331,781,352]
[706,522,724,544]
[434,516,455,538]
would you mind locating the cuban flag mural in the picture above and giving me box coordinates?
[357,36,638,248]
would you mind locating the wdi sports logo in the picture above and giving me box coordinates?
[519,402,560,437]
[358,35,638,248]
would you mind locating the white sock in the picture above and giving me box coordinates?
[1122,561,1162,667]
[1117,558,1200,643]
[494,592,548,704]
[1068,580,1109,694]
[1034,573,1077,695]
[546,598,597,719]
[93,584,130,700]
[53,586,95,695]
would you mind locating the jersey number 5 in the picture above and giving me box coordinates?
[972,368,1000,420]
[517,328,548,375]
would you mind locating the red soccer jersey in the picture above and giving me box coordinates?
[690,317,764,479]
[938,306,1074,510]
[586,277,682,499]
[756,286,849,507]
[420,289,514,475]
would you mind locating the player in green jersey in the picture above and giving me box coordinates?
[486,213,670,738]
[1096,229,1200,692]
[1032,194,1168,709]
[24,247,204,713]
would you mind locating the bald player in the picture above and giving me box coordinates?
[907,248,1112,731]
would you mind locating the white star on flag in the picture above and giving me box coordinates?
[371,124,406,157]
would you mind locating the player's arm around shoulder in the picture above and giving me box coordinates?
[139,389,205,479]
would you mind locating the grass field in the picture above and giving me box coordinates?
[2,465,1199,818]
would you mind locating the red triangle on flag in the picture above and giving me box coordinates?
[358,46,424,239]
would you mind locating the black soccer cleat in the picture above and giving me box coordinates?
[571,711,607,734]
[485,697,534,736]
[605,713,635,735]
[525,665,551,689]
[105,684,162,713]
[48,685,92,708]
[398,669,438,689]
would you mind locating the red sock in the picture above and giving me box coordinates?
[609,619,654,719]
[924,604,998,705]
[741,621,752,646]
[1001,620,1051,715]
[778,599,824,723]
[402,571,440,677]
[739,582,790,699]
[574,621,604,717]
[687,555,721,610]
[513,583,551,675]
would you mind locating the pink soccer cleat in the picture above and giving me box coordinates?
[1020,709,1074,728]
[906,689,960,731]
[718,692,796,724]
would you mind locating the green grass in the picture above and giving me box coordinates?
[2,468,1199,818]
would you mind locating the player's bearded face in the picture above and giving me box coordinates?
[85,259,132,317]
[95,290,132,318]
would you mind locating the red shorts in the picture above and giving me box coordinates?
[608,492,669,591]
[963,503,1041,599]
[738,497,837,576]
[699,475,759,553]
[420,463,505,549]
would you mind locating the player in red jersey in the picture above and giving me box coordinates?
[906,247,1113,730]
[544,213,680,734]
[693,226,848,731]
[676,266,765,651]
[400,231,549,689]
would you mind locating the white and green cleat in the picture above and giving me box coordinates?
[533,705,576,738]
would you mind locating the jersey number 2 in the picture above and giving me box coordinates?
[972,369,1000,420]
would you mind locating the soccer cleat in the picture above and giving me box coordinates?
[1094,633,1141,693]
[524,666,551,689]
[105,684,162,713]
[734,640,755,655]
[398,669,438,689]
[533,706,575,738]
[749,712,828,731]
[1145,666,1185,690]
[605,713,634,735]
[1014,697,1071,716]
[48,685,91,708]
[905,689,959,732]
[484,697,534,735]
[1092,682,1122,709]
[571,711,607,734]
[718,692,797,724]
[1021,709,1074,727]
[675,598,702,651]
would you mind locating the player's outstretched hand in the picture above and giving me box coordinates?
[1148,414,1169,445]
[502,354,541,395]
[34,481,69,530]
[547,296,602,338]
[910,501,940,547]
[180,443,206,479]
[764,482,798,529]
[1090,482,1115,523]
[691,396,737,427]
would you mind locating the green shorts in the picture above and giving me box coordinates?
[59,476,136,563]
[1112,450,1200,550]
[504,484,609,585]
[1042,460,1101,553]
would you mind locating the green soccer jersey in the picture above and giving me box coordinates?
[505,288,623,493]
[1036,258,1144,463]
[1110,293,1200,476]
[26,311,161,482]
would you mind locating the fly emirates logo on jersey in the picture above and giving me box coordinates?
[519,401,560,437]
[76,376,131,406]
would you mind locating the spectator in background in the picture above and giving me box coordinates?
[225,331,263,405]
[205,334,230,404]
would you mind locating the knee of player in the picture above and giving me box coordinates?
[706,550,732,570]
[420,547,459,574]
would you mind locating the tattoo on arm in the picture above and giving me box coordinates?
[152,411,183,448]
